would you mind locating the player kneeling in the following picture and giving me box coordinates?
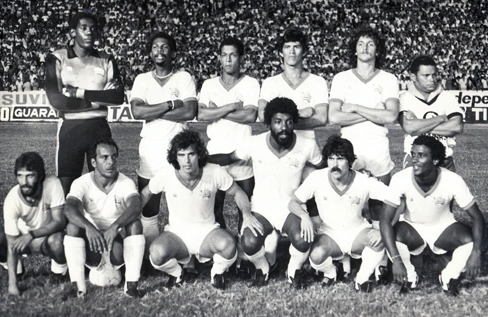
[2,152,67,296]
[63,138,145,298]
[141,130,262,289]
[380,135,484,296]
[289,136,387,292]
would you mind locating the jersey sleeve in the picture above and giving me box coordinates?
[259,77,274,103]
[130,73,146,103]
[328,72,345,103]
[243,77,260,108]
[398,91,410,112]
[294,172,318,203]
[215,166,234,192]
[48,177,66,208]
[3,189,21,236]
[308,141,323,166]
[148,170,167,195]
[66,177,88,203]
[234,136,254,161]
[120,177,140,203]
[384,172,404,207]
[177,72,197,102]
[311,76,329,107]
[451,173,475,209]
[382,73,400,103]
[198,79,211,107]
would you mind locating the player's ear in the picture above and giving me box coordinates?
[91,158,97,169]
[70,29,76,38]
[409,72,416,83]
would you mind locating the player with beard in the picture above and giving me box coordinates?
[141,130,263,289]
[45,11,124,196]
[63,138,145,298]
[209,97,325,289]
[399,55,463,171]
[130,32,197,252]
[289,135,387,292]
[380,136,484,296]
[2,152,67,296]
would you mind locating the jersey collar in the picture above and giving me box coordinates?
[67,45,101,59]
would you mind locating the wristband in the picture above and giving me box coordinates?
[168,100,175,111]
[29,231,36,239]
[391,255,401,261]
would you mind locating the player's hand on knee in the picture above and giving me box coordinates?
[392,261,407,284]
[11,234,33,253]
[86,226,107,253]
[103,225,119,252]
[465,250,481,279]
[241,214,264,237]
[300,215,314,243]
[367,230,384,249]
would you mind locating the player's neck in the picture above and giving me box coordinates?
[153,65,173,78]
[177,168,201,185]
[355,61,376,80]
[220,72,241,85]
[284,64,305,78]
[93,171,118,191]
[414,167,439,191]
[330,170,352,189]
[73,43,93,58]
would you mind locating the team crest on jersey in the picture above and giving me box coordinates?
[301,92,311,104]
[94,67,105,76]
[200,188,212,201]
[288,157,301,169]
[170,88,180,98]
[433,197,446,205]
[114,196,122,206]
[373,84,383,94]
[349,196,360,205]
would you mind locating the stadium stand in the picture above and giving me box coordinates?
[0,0,487,91]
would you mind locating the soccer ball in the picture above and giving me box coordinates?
[89,251,122,287]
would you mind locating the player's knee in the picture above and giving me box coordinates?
[289,232,310,252]
[214,233,236,256]
[46,232,65,253]
[241,232,263,255]
[310,245,328,264]
[66,223,83,237]
[148,242,167,266]
[126,219,143,235]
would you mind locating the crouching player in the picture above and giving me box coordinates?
[63,138,145,298]
[141,130,262,289]
[380,135,484,296]
[2,152,67,296]
[289,136,387,292]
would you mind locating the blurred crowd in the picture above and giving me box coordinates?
[1,0,487,92]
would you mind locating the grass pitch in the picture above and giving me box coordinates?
[0,122,487,316]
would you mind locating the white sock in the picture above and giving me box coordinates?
[211,252,237,282]
[51,259,68,275]
[141,215,159,251]
[356,247,385,284]
[246,246,269,275]
[310,257,336,279]
[64,236,87,293]
[287,245,309,278]
[442,242,473,282]
[395,242,417,283]
[123,235,145,288]
[264,230,279,266]
[150,257,182,278]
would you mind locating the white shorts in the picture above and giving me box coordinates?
[224,159,253,181]
[164,222,220,263]
[404,218,457,255]
[350,136,394,177]
[138,137,172,179]
[317,220,372,259]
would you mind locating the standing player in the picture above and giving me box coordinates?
[380,136,484,296]
[289,136,387,292]
[328,27,399,280]
[141,130,263,289]
[45,11,124,196]
[198,37,259,229]
[63,138,145,298]
[399,55,464,171]
[3,152,67,296]
[210,97,325,288]
[258,27,328,138]
[130,32,197,248]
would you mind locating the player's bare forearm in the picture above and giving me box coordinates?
[208,152,239,166]
[140,186,153,208]
[6,241,19,295]
[223,107,258,124]
[295,104,328,130]
[429,115,463,136]
[288,196,309,219]
[111,195,142,231]
[257,99,268,123]
[399,112,446,136]
[29,206,66,239]
[379,204,401,257]
[228,183,264,236]
[160,99,197,121]
[64,198,98,232]
[328,101,367,126]
[466,203,484,254]
[130,99,174,120]
[353,102,399,125]
[197,102,236,122]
